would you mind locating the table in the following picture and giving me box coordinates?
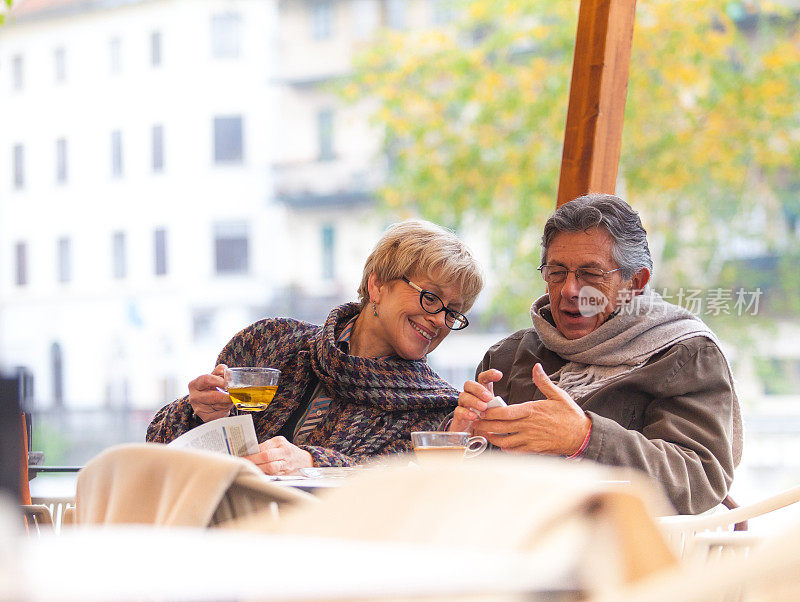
[265,475,347,493]
[28,466,82,481]
[28,470,347,499]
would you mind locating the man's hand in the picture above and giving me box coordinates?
[450,369,503,432]
[473,363,591,456]
[243,436,314,475]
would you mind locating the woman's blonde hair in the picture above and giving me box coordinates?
[357,220,484,312]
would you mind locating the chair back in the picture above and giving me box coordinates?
[20,504,53,535]
[658,485,800,561]
[240,454,677,595]
[76,443,314,527]
[30,496,76,534]
[594,515,800,602]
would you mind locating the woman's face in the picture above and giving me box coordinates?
[370,272,465,360]
[545,228,648,339]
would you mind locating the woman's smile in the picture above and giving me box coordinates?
[409,318,435,341]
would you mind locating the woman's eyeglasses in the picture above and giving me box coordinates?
[401,277,469,330]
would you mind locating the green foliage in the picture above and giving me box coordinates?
[754,357,798,396]
[32,421,71,465]
[0,0,12,25]
[345,0,800,329]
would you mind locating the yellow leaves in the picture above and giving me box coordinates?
[420,30,452,48]
[762,44,799,70]
[531,24,548,41]
[475,71,504,104]
[762,79,788,101]
[382,187,403,209]
[376,107,394,127]
[468,1,489,20]
[665,63,703,88]
[341,82,360,102]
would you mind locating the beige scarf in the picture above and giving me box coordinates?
[530,289,727,400]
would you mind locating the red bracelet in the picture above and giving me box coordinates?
[566,420,592,459]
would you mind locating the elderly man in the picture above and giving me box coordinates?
[452,193,742,514]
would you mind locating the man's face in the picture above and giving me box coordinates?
[544,228,641,339]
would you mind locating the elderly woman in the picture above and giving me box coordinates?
[148,220,483,474]
[453,194,741,515]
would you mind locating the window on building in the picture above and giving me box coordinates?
[112,231,126,279]
[150,31,162,67]
[211,13,241,58]
[353,0,379,39]
[12,144,24,189]
[56,138,68,183]
[152,124,164,172]
[51,342,64,406]
[192,309,215,342]
[54,47,66,82]
[213,115,243,164]
[154,228,167,276]
[14,242,28,286]
[321,224,335,280]
[386,0,408,30]
[110,37,121,74]
[57,237,71,283]
[12,55,23,90]
[214,222,249,275]
[111,130,123,177]
[317,109,334,161]
[311,1,334,40]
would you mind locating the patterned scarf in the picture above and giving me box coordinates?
[308,303,458,412]
[530,290,730,400]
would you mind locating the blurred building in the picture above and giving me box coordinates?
[0,0,483,421]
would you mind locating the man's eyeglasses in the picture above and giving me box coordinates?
[401,277,469,330]
[538,265,622,285]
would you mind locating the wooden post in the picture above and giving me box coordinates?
[556,0,637,207]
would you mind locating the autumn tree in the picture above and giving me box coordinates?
[344,0,800,328]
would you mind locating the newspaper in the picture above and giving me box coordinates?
[167,414,260,457]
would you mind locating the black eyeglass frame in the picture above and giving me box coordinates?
[400,277,469,330]
[537,264,622,284]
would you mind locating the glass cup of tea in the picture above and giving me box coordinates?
[220,367,280,413]
[410,431,488,466]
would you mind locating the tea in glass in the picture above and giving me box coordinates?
[223,367,280,412]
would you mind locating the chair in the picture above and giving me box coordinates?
[30,496,76,533]
[20,504,54,535]
[234,453,678,597]
[657,485,800,562]
[76,443,316,527]
[592,514,800,602]
[689,531,764,562]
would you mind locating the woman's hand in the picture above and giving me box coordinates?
[450,369,503,432]
[243,436,314,475]
[188,364,232,423]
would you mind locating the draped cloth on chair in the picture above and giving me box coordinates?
[232,454,677,595]
[76,443,315,528]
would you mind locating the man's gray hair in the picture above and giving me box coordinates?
[541,193,653,279]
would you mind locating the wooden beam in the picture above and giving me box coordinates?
[556,0,637,207]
